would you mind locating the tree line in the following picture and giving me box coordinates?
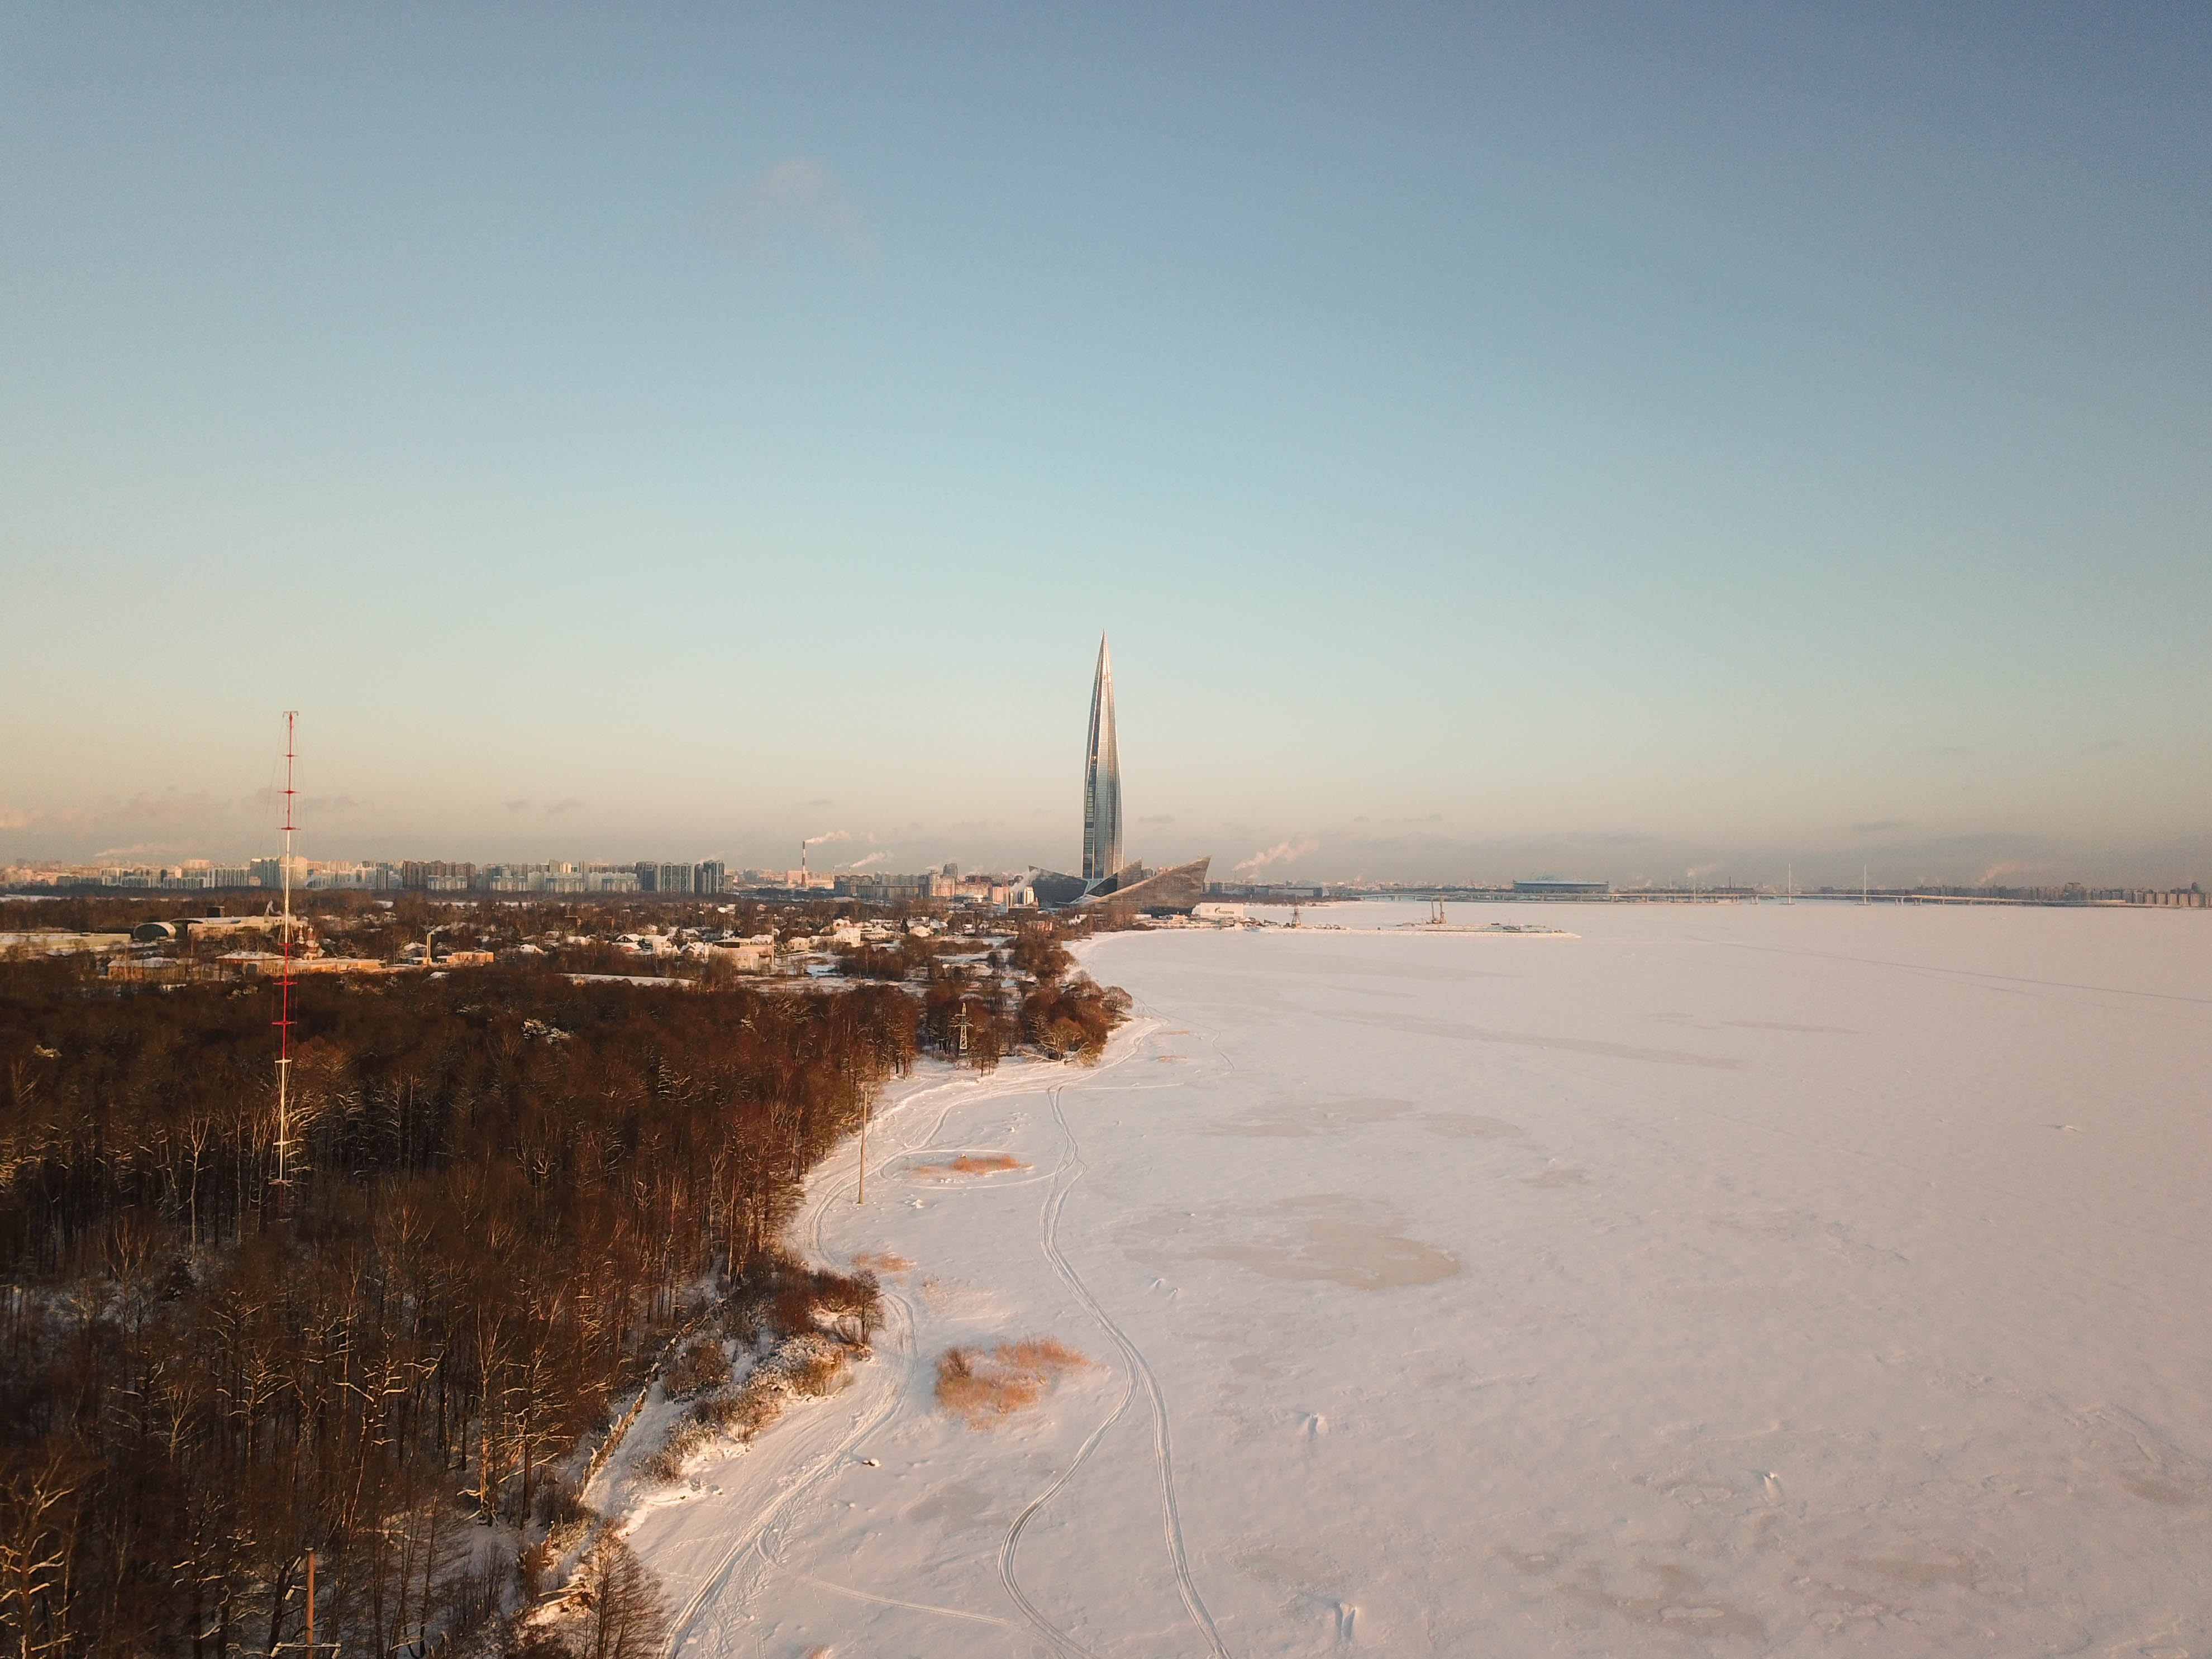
[0,906,1133,1656]
[0,959,918,1657]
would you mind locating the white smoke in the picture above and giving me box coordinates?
[1233,835,1319,875]
[802,830,850,850]
[842,849,893,870]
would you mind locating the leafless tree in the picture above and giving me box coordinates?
[570,1536,667,1659]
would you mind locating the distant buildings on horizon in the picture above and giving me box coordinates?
[1,634,2196,912]
[2,857,2203,909]
[0,854,1041,908]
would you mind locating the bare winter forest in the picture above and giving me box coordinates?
[0,910,1129,1656]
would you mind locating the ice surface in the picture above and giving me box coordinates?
[624,902,2212,1656]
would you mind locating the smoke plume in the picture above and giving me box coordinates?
[1233,835,1320,874]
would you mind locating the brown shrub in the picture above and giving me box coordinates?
[635,1420,708,1484]
[638,1332,856,1484]
[762,1262,882,1343]
[813,1269,883,1346]
[661,1338,731,1401]
[934,1338,1094,1429]
[510,1625,575,1659]
[851,1250,913,1273]
[760,1331,852,1397]
[1021,973,1130,1062]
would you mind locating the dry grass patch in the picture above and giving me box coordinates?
[935,1338,1095,1428]
[851,1250,913,1273]
[913,1153,1027,1177]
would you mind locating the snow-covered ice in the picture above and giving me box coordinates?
[623,902,2212,1656]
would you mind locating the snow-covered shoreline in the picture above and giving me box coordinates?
[617,902,2211,1655]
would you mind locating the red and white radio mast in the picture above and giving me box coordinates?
[273,711,298,1215]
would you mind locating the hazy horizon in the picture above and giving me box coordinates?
[6,6,2208,889]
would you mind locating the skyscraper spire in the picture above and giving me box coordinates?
[1082,634,1123,880]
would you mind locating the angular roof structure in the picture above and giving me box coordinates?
[1076,856,1212,914]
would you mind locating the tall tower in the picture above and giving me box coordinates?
[1082,635,1123,880]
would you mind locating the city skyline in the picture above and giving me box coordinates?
[3,7,2208,888]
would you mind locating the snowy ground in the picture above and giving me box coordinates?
[622,902,2212,1656]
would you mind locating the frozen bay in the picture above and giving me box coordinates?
[630,902,2212,1656]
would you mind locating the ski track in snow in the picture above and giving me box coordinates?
[1022,1078,1231,1659]
[638,907,2212,1656]
[662,1071,984,1651]
[993,1078,1128,1659]
[660,1285,913,1648]
[866,1029,1232,1659]
[664,1033,1229,1657]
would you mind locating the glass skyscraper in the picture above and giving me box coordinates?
[1082,635,1123,880]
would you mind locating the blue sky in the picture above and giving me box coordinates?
[3,3,2207,885]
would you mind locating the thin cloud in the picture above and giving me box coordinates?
[0,807,34,831]
[1851,819,1907,834]
[126,790,223,822]
[2082,738,2125,756]
[1495,828,1663,848]
[245,788,359,815]
[504,799,532,814]
[544,799,583,818]
[722,159,878,266]
[1140,814,1175,826]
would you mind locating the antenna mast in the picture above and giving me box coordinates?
[274,712,297,1215]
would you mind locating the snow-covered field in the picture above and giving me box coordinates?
[623,902,2212,1656]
